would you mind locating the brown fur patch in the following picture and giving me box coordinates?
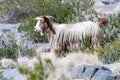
[98,16,108,26]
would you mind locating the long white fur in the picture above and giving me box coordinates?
[34,19,44,36]
[34,17,102,52]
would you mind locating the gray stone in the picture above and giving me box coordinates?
[71,65,116,80]
[82,66,99,80]
[71,65,85,79]
[0,77,8,80]
[92,70,116,80]
[2,29,11,32]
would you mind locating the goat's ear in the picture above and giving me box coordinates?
[43,16,56,34]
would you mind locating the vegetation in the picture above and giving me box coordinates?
[0,0,120,79]
[98,14,120,63]
[0,71,3,78]
[18,56,44,80]
[0,32,36,59]
[0,33,18,59]
[18,57,55,80]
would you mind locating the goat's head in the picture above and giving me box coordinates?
[34,16,56,35]
[97,16,108,26]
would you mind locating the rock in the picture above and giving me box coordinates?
[71,65,116,80]
[0,77,8,80]
[92,70,115,80]
[2,29,11,32]
[0,58,17,69]
[114,0,120,2]
[102,1,110,5]
[115,74,120,80]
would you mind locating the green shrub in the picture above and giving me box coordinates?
[18,56,44,80]
[18,56,56,80]
[98,40,120,63]
[0,33,36,59]
[101,14,120,43]
[0,33,18,59]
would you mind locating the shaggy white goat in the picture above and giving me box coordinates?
[34,16,108,52]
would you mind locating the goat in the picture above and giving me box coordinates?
[34,16,108,52]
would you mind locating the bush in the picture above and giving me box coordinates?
[18,56,44,80]
[98,40,120,63]
[101,14,120,43]
[0,33,18,59]
[18,56,56,80]
[0,32,36,59]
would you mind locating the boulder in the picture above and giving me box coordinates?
[71,65,116,80]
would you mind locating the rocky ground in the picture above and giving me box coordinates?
[94,0,120,14]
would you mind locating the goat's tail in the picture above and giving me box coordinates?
[97,16,108,26]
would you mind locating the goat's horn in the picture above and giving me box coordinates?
[46,16,54,19]
[34,17,44,20]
